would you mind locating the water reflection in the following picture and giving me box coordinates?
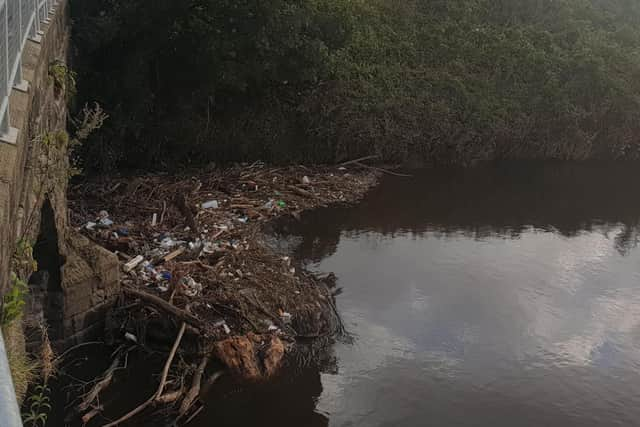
[205,162,640,427]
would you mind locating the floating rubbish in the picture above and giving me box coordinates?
[98,217,114,227]
[181,276,202,297]
[302,176,311,184]
[124,332,138,343]
[159,271,172,281]
[262,199,275,210]
[123,255,144,272]
[281,312,292,324]
[202,200,220,209]
[268,325,279,332]
[237,216,249,224]
[202,241,218,254]
[214,320,231,334]
[85,221,97,230]
[159,237,182,249]
[338,167,347,171]
[151,213,158,226]
[98,210,109,219]
[117,227,130,236]
[277,200,286,208]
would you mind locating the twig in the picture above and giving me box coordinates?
[157,322,187,398]
[339,154,380,167]
[183,404,204,426]
[352,161,412,177]
[101,322,186,427]
[54,341,104,362]
[286,185,314,198]
[159,200,167,224]
[78,349,122,412]
[123,287,202,329]
[179,353,209,415]
[81,405,104,424]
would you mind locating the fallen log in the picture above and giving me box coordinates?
[123,287,203,329]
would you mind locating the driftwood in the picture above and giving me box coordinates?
[155,388,184,404]
[78,349,123,412]
[199,371,224,397]
[286,185,315,198]
[102,322,187,427]
[123,287,202,329]
[161,247,185,264]
[179,353,210,415]
[174,193,199,233]
[81,405,103,424]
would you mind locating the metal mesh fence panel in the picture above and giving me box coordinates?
[0,2,8,104]
[7,0,20,85]
[21,0,34,43]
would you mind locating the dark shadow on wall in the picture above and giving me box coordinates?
[28,198,64,342]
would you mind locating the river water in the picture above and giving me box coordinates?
[193,161,640,427]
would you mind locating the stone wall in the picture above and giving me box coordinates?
[0,0,120,349]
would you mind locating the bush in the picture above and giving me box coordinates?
[70,0,640,172]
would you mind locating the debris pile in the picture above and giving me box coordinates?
[67,163,377,422]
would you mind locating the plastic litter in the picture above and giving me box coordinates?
[160,237,184,249]
[85,221,97,230]
[277,200,286,208]
[151,213,158,226]
[202,200,220,209]
[123,255,144,272]
[98,217,114,227]
[181,276,203,297]
[281,312,292,324]
[214,320,231,334]
[302,176,311,184]
[124,332,138,343]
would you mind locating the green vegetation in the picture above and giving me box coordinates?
[48,60,77,100]
[22,384,51,427]
[2,273,28,326]
[71,0,640,172]
[3,240,36,326]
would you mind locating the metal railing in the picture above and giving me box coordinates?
[0,329,22,427]
[0,0,59,140]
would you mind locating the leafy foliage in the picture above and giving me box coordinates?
[22,385,51,427]
[2,240,36,326]
[2,273,28,326]
[71,0,640,171]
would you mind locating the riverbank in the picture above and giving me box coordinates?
[66,163,377,424]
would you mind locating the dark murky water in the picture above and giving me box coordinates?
[195,162,640,427]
